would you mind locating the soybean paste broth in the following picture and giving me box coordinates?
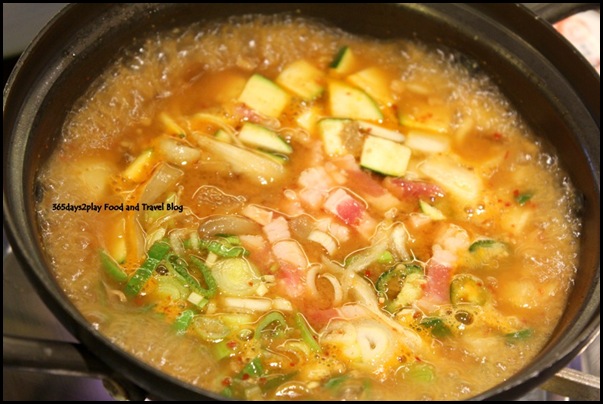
[36,16,581,400]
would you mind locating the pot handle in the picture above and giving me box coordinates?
[3,335,147,400]
[540,367,601,401]
[524,3,600,24]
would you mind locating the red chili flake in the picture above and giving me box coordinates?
[364,269,371,277]
[242,373,250,381]
[493,132,503,140]
[226,341,237,349]
[513,189,520,197]
[415,356,422,362]
[419,113,433,122]
[290,362,296,367]
[259,377,267,384]
[505,202,511,207]
[221,378,231,387]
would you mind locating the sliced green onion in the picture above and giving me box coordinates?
[99,249,128,283]
[221,386,233,398]
[155,276,187,301]
[419,317,451,338]
[260,372,298,393]
[324,375,349,390]
[377,250,394,264]
[189,256,218,298]
[188,232,200,251]
[217,234,242,246]
[193,316,231,341]
[254,311,288,340]
[173,309,195,335]
[210,257,259,297]
[407,362,436,383]
[167,254,204,292]
[212,340,236,361]
[239,357,264,379]
[294,312,321,353]
[324,375,372,399]
[125,241,171,296]
[187,291,209,308]
[515,192,533,206]
[505,328,534,343]
[199,239,249,258]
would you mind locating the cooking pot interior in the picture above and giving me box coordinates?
[3,3,599,400]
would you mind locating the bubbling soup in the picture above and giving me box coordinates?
[36,15,581,400]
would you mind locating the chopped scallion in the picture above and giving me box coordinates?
[173,309,195,335]
[125,241,171,296]
[294,312,321,353]
[254,311,288,340]
[99,249,128,283]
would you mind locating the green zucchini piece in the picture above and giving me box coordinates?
[419,155,483,205]
[360,135,411,177]
[276,59,325,100]
[467,239,509,265]
[347,66,393,105]
[238,74,290,118]
[317,118,353,156]
[398,103,451,134]
[330,46,356,75]
[328,81,383,121]
[419,200,446,220]
[238,122,293,154]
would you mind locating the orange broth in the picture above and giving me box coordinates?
[36,16,581,400]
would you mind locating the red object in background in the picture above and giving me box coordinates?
[555,10,600,74]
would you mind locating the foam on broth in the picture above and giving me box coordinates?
[36,16,580,400]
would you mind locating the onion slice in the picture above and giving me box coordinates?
[198,215,261,237]
[139,163,184,204]
[195,134,284,184]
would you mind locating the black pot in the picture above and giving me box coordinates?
[3,3,600,400]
